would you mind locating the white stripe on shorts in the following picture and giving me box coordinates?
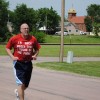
[13,61,22,85]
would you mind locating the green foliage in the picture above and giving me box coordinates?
[86,4,100,17]
[0,37,3,42]
[5,32,14,42]
[0,1,60,40]
[86,4,100,36]
[84,16,92,32]
[93,23,100,36]
[37,7,60,29]
[0,0,9,40]
[30,31,45,43]
[13,4,37,32]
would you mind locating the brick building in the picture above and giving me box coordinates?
[67,8,86,32]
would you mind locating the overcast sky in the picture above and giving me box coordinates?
[7,0,100,16]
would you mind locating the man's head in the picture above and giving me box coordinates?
[20,23,29,36]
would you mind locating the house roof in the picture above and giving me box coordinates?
[69,16,85,24]
[64,22,78,29]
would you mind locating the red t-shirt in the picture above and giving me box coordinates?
[6,34,41,61]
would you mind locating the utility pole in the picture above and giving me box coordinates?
[59,0,65,62]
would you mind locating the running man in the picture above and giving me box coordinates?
[6,23,41,100]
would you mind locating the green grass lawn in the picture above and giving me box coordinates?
[45,35,100,43]
[1,44,100,57]
[1,35,100,77]
[39,45,100,57]
[0,45,7,55]
[36,61,100,77]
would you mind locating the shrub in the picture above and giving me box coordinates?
[30,31,45,43]
[0,37,3,42]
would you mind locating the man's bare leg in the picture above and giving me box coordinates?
[18,84,26,100]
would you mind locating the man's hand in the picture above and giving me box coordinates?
[32,55,37,60]
[12,56,19,61]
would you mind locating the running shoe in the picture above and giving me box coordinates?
[14,89,19,100]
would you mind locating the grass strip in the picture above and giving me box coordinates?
[36,61,100,77]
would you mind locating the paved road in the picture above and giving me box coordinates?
[0,56,100,100]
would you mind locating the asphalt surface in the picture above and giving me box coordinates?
[0,56,100,100]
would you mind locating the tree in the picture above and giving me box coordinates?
[93,22,100,36]
[37,7,60,34]
[86,4,100,21]
[86,4,100,36]
[48,7,60,29]
[12,4,37,32]
[8,4,60,35]
[84,16,92,32]
[0,0,9,41]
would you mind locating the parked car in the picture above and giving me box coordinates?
[80,31,89,35]
[55,31,68,35]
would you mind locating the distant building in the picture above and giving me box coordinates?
[64,22,79,35]
[39,25,46,31]
[58,7,87,35]
[66,7,86,34]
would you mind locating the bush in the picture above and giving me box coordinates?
[5,32,14,42]
[30,31,45,43]
[0,37,3,42]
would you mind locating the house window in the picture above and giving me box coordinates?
[76,30,78,32]
[69,30,71,32]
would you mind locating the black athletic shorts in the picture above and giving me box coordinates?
[13,60,33,87]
